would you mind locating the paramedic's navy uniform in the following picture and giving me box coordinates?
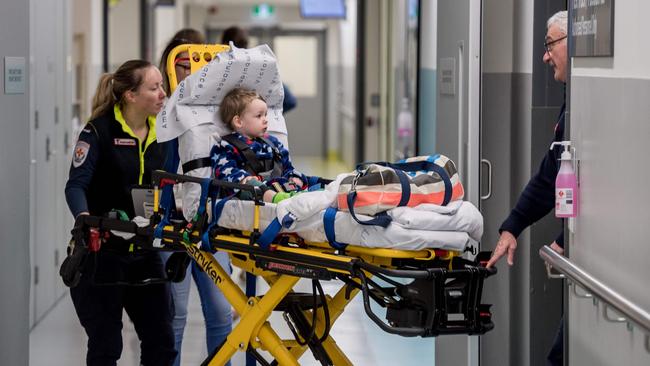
[499,102,566,366]
[211,132,305,184]
[65,105,176,366]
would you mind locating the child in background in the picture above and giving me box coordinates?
[212,87,306,202]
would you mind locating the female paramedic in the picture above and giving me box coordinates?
[158,29,233,366]
[64,59,176,366]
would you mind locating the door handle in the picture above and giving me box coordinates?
[480,158,492,200]
[46,136,51,161]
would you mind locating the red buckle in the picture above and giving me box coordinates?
[88,228,102,252]
[159,178,177,188]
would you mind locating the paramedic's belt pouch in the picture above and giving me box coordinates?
[337,155,464,217]
[60,236,88,288]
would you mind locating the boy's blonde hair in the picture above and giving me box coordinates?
[220,88,266,129]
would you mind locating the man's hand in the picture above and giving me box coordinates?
[486,231,518,268]
[549,241,564,255]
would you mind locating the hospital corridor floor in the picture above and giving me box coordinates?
[29,157,436,365]
[29,273,435,365]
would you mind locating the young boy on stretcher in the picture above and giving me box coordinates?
[211,87,308,203]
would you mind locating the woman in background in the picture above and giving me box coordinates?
[158,28,233,366]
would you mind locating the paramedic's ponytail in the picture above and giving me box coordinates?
[89,59,153,121]
[89,73,115,121]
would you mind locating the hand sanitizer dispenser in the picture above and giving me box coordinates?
[550,141,578,218]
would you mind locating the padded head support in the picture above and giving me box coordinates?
[157,43,288,144]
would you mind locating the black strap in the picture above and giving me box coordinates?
[257,136,284,178]
[181,157,213,173]
[221,134,266,175]
[359,160,453,206]
[221,134,284,179]
[346,191,392,228]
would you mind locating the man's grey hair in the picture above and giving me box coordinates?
[547,10,568,35]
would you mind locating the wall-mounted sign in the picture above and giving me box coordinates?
[4,57,25,95]
[252,4,275,19]
[571,0,614,57]
[439,58,455,96]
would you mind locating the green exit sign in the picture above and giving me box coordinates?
[253,4,274,19]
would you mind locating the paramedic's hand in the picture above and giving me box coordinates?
[550,241,564,255]
[486,231,517,268]
[290,177,304,189]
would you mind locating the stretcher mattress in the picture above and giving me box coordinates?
[214,197,482,252]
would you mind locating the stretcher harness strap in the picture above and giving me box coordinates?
[324,207,347,250]
[257,218,282,250]
[181,157,212,173]
[201,193,235,251]
[155,139,180,239]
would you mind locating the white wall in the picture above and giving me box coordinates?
[419,0,437,70]
[569,1,650,365]
[572,2,650,80]
[482,0,513,73]
[1,0,31,363]
[108,0,140,69]
[512,1,533,74]
[187,3,309,31]
[153,1,189,66]
[336,0,357,164]
[29,0,73,328]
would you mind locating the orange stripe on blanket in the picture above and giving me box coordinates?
[405,191,447,206]
[338,192,402,210]
[338,184,464,210]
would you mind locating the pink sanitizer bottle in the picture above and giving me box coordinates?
[551,141,578,218]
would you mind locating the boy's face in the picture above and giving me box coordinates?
[234,98,268,139]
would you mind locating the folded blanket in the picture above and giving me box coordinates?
[215,198,480,251]
[388,201,483,241]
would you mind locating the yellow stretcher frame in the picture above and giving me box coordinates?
[96,46,495,364]
[150,169,490,365]
[153,218,464,366]
[75,186,493,365]
[166,43,230,92]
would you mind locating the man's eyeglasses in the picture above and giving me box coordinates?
[544,35,567,54]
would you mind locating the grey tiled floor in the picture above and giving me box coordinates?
[29,275,435,365]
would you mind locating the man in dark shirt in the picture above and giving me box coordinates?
[485,10,568,366]
[486,10,568,268]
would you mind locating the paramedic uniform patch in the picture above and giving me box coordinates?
[114,138,136,146]
[72,141,90,167]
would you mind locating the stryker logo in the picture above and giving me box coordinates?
[187,246,223,284]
